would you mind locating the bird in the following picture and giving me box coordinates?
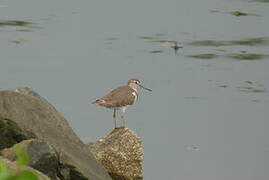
[92,78,152,128]
[160,40,182,54]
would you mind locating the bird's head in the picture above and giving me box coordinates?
[127,78,152,92]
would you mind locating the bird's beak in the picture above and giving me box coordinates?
[139,84,152,91]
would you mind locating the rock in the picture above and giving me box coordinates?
[88,127,143,180]
[0,87,112,180]
[0,156,51,180]
[0,117,35,150]
[1,139,59,180]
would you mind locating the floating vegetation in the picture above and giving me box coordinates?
[11,40,21,44]
[10,38,27,44]
[188,37,269,47]
[229,11,260,16]
[184,96,206,100]
[214,49,228,52]
[227,53,269,60]
[187,53,218,59]
[237,81,267,93]
[138,36,159,40]
[211,9,260,16]
[154,33,166,36]
[149,50,163,54]
[186,145,200,151]
[219,85,229,88]
[0,20,33,27]
[0,20,39,32]
[211,10,260,16]
[245,80,253,84]
[250,0,269,2]
[16,29,33,32]
[252,89,267,93]
[213,80,267,93]
[229,11,249,16]
[186,50,268,61]
[105,37,119,41]
[238,86,267,93]
[236,38,269,46]
[210,10,221,13]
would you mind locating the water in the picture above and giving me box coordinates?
[1,0,269,179]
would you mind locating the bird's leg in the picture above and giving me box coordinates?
[113,109,117,128]
[120,114,125,127]
[120,107,126,127]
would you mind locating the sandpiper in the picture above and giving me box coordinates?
[92,78,152,128]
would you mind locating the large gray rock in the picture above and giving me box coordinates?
[0,116,35,149]
[0,87,112,180]
[88,127,143,180]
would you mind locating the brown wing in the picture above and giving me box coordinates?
[94,86,136,108]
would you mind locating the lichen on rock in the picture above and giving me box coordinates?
[88,127,143,180]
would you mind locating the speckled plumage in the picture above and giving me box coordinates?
[92,86,137,108]
[92,78,151,128]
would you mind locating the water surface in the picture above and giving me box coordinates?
[0,0,269,180]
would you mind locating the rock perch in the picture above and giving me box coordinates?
[88,127,143,180]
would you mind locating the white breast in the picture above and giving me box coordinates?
[132,91,138,103]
